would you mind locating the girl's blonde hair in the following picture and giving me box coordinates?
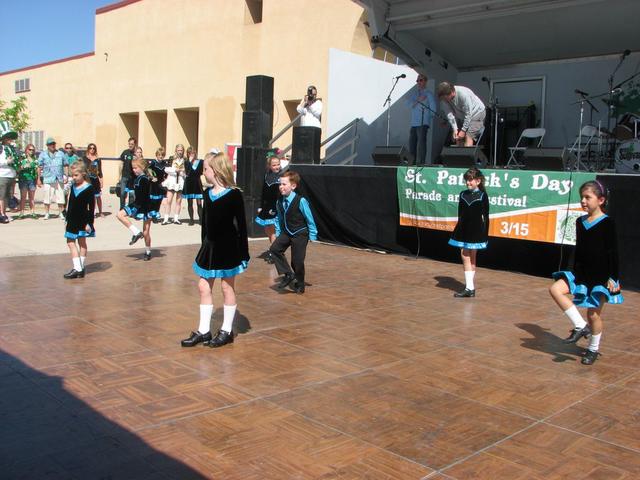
[70,161,88,180]
[155,147,165,158]
[132,157,155,178]
[174,144,185,157]
[204,152,237,189]
[187,146,197,158]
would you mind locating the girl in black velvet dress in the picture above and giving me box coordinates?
[549,180,623,365]
[181,152,249,350]
[182,146,204,225]
[63,162,95,279]
[255,150,282,263]
[448,167,490,298]
[116,149,158,261]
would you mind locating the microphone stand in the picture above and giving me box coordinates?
[383,76,403,146]
[605,54,628,166]
[484,78,500,167]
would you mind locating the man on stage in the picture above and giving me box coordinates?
[407,74,437,165]
[437,82,486,147]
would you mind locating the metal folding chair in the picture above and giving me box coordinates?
[507,127,545,167]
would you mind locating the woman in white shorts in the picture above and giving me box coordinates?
[161,144,186,224]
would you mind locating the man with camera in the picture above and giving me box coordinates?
[296,86,322,128]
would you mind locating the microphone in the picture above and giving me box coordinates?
[395,74,406,79]
[622,49,631,59]
[481,76,489,82]
[575,89,589,96]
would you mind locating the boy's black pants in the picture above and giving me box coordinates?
[269,233,308,285]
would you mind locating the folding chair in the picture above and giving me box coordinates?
[507,127,545,167]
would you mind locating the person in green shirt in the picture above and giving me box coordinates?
[17,143,40,218]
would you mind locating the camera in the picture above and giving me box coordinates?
[307,87,315,99]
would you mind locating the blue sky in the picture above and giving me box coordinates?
[0,0,114,73]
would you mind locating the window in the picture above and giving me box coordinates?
[244,0,262,24]
[20,131,44,151]
[15,78,30,93]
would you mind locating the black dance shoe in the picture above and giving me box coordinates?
[581,349,600,365]
[144,252,151,261]
[291,281,305,294]
[562,325,591,344]
[454,288,475,298]
[180,331,212,347]
[63,269,85,279]
[265,252,275,264]
[277,273,295,289]
[206,330,234,348]
[129,232,144,245]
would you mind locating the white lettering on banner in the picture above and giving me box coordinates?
[489,195,528,207]
[404,169,427,184]
[435,170,466,186]
[500,221,529,237]
[405,188,442,201]
[531,174,573,195]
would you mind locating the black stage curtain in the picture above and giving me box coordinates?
[294,165,639,289]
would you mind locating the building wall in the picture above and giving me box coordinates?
[0,0,372,184]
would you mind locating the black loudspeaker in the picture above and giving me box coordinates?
[439,147,488,168]
[246,75,274,115]
[292,126,321,164]
[242,111,272,148]
[236,147,268,198]
[371,146,414,166]
[242,195,263,238]
[522,148,574,171]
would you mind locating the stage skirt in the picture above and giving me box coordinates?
[448,239,487,250]
[64,226,96,240]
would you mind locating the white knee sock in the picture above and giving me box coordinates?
[173,213,180,221]
[72,257,82,271]
[145,247,151,254]
[587,332,601,352]
[464,270,475,290]
[564,305,587,330]
[221,304,237,333]
[128,225,141,235]
[164,214,169,221]
[198,304,213,334]
[80,256,86,269]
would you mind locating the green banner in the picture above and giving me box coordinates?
[397,167,596,244]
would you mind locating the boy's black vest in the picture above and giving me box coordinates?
[277,195,308,237]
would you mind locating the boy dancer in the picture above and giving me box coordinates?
[269,171,317,294]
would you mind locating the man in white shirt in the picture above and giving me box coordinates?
[296,86,322,128]
[437,82,486,147]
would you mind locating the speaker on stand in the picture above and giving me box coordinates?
[439,147,488,168]
[292,126,321,164]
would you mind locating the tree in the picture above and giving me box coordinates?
[0,96,30,134]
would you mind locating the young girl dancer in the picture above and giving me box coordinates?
[255,149,282,263]
[162,144,185,225]
[116,148,158,261]
[182,146,203,225]
[549,180,623,365]
[181,152,249,349]
[83,143,103,217]
[150,147,168,223]
[63,162,95,279]
[448,167,490,298]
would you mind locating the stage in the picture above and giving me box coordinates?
[2,240,640,478]
[295,164,640,290]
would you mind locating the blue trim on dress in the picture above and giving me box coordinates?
[208,188,231,202]
[64,227,96,239]
[581,214,608,230]
[448,239,488,249]
[255,216,277,226]
[552,271,624,308]
[192,260,249,278]
[72,183,91,197]
[124,206,159,220]
[149,194,165,200]
[461,190,484,206]
[94,193,101,198]
[182,193,203,199]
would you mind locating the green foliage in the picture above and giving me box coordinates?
[0,96,30,134]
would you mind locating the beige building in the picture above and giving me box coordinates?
[0,0,377,184]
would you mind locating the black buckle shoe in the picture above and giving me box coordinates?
[129,232,144,245]
[144,252,151,261]
[454,288,475,298]
[277,273,295,289]
[63,269,85,279]
[180,331,212,347]
[265,252,275,264]
[581,349,600,365]
[206,330,234,348]
[562,325,591,344]
[291,281,305,294]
